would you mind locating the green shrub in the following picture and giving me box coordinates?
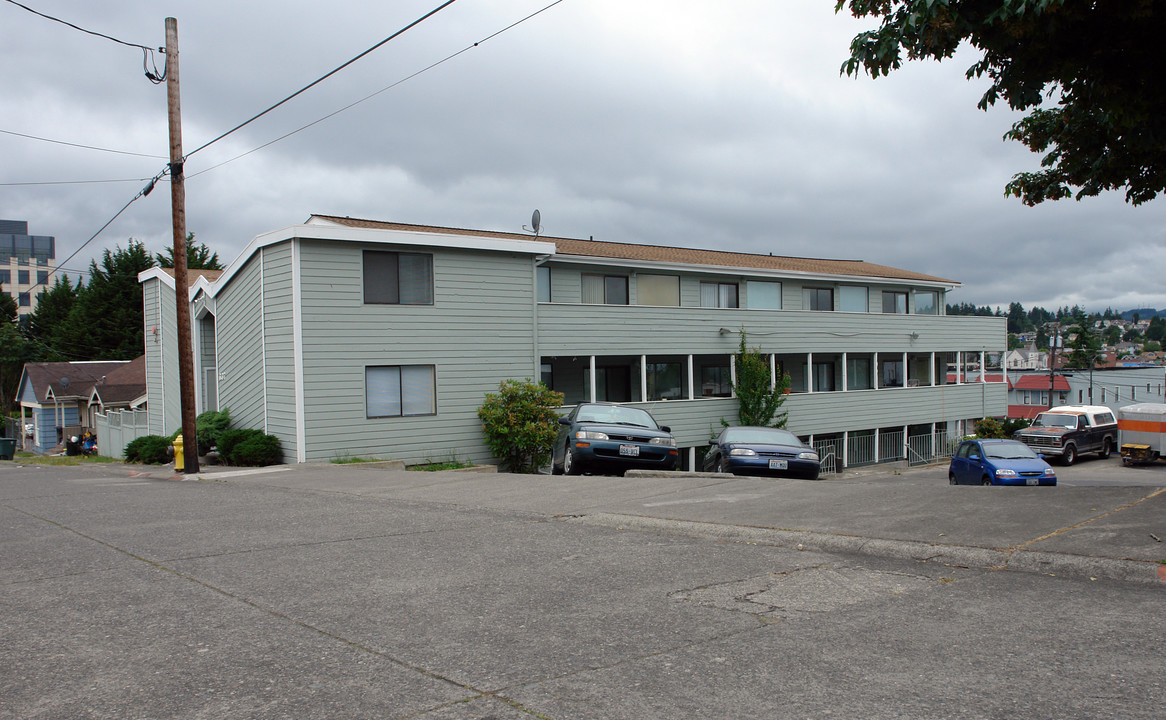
[124,435,173,464]
[231,434,282,466]
[217,428,264,465]
[973,417,1008,438]
[477,379,564,473]
[195,408,231,455]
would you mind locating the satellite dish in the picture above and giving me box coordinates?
[59,377,70,390]
[524,209,542,237]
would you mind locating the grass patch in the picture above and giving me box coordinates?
[330,455,386,464]
[408,459,474,472]
[11,452,118,466]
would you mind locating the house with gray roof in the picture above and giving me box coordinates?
[17,357,144,453]
[140,215,1006,470]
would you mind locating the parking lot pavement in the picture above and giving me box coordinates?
[2,460,1164,719]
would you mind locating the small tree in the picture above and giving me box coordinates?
[728,330,790,428]
[478,379,564,473]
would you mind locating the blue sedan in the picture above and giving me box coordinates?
[703,426,820,479]
[949,439,1057,486]
[551,403,678,476]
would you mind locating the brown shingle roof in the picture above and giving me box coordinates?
[23,360,135,401]
[310,214,956,284]
[90,354,146,406]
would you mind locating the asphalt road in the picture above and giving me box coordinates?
[2,459,1163,719]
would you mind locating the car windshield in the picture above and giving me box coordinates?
[1032,413,1077,429]
[723,428,801,445]
[983,443,1039,460]
[575,405,657,428]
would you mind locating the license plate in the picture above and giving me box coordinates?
[1026,478,1038,485]
[619,444,640,457]
[769,458,788,470]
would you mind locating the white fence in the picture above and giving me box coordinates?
[95,408,150,459]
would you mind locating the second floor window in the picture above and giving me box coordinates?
[363,250,433,305]
[882,291,908,314]
[582,274,628,305]
[700,282,738,308]
[804,287,834,311]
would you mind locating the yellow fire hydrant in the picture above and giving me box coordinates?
[173,433,184,472]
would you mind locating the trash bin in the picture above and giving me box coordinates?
[0,437,15,461]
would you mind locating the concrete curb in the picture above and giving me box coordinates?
[563,513,1166,586]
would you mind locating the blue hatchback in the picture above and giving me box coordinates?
[949,439,1057,486]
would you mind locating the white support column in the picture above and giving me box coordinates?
[589,356,597,402]
[956,351,962,384]
[980,351,986,382]
[687,355,695,400]
[903,423,909,461]
[902,352,908,388]
[874,352,879,389]
[930,352,936,386]
[874,427,880,463]
[769,354,777,391]
[807,352,814,393]
[1003,353,1008,388]
[842,430,849,468]
[640,354,648,401]
[841,352,848,391]
[729,355,737,398]
[688,446,696,470]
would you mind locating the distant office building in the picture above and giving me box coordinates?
[0,219,57,318]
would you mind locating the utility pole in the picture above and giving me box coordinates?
[1047,323,1060,410]
[165,17,199,473]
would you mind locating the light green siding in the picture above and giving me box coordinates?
[295,240,538,464]
[215,254,267,435]
[142,276,181,436]
[262,242,297,461]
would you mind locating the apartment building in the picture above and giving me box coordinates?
[0,219,56,317]
[140,216,1007,469]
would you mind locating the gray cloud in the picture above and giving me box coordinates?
[3,0,1163,312]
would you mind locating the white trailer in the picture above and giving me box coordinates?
[1117,403,1166,465]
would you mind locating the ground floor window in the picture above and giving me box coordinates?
[366,365,436,418]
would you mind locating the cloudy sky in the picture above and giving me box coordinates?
[3,0,1164,312]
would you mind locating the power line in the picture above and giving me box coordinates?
[185,0,460,160]
[3,0,155,50]
[0,128,167,159]
[190,0,566,178]
[0,178,154,187]
[3,0,165,82]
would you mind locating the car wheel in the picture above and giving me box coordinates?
[718,459,731,475]
[1098,438,1112,459]
[563,444,581,475]
[949,472,958,485]
[1062,444,1077,466]
[981,475,992,486]
[551,454,563,475]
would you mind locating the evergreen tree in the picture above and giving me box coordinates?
[1066,310,1101,368]
[22,275,80,361]
[727,330,791,428]
[156,234,223,270]
[58,240,156,360]
[0,284,33,412]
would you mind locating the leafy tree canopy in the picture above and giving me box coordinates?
[837,0,1166,205]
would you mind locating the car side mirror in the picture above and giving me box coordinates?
[660,426,671,433]
[558,417,571,425]
[708,438,718,446]
[1037,453,1045,460]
